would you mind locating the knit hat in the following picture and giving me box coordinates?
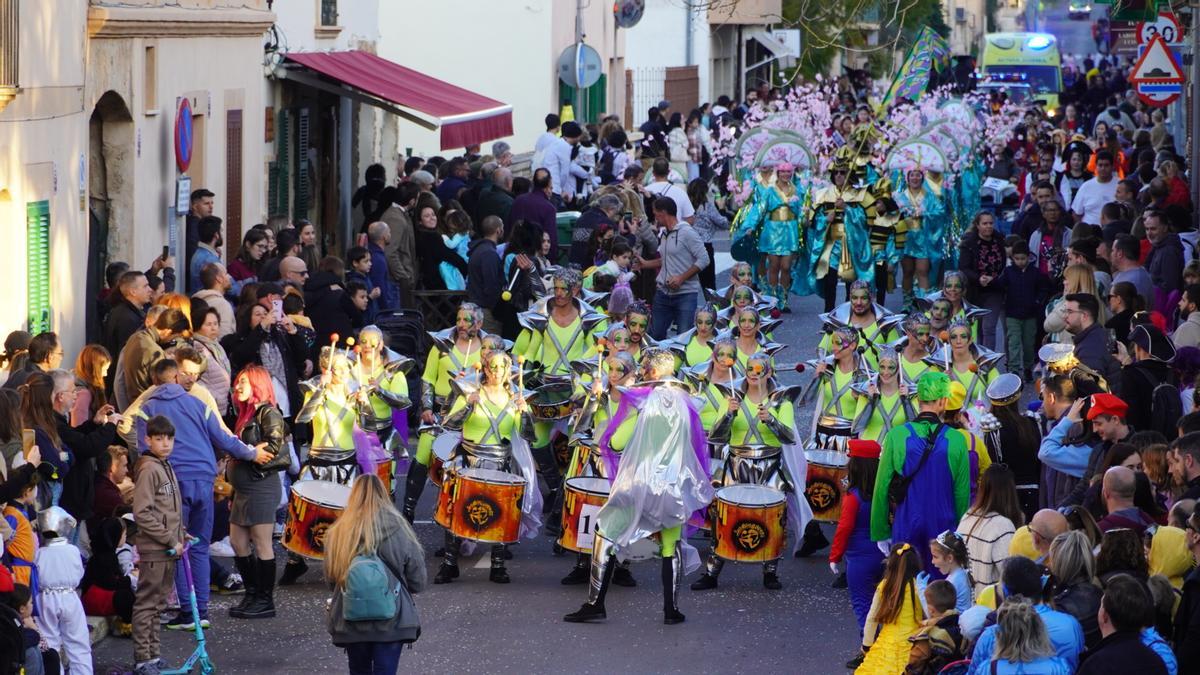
[917,371,951,402]
[848,439,881,459]
[1086,392,1128,420]
[945,381,968,411]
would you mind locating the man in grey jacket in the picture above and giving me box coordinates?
[1176,285,1200,349]
[379,183,419,308]
[643,197,708,340]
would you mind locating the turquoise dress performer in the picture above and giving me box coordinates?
[794,155,875,313]
[743,162,805,312]
[895,168,948,310]
[730,166,777,287]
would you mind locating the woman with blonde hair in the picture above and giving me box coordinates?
[325,474,425,674]
[71,344,112,427]
[989,599,1070,673]
[1044,264,1105,342]
[1048,530,1103,649]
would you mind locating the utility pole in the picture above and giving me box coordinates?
[1190,0,1199,206]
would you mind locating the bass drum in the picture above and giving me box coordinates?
[283,480,351,560]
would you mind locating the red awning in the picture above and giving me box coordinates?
[283,51,513,150]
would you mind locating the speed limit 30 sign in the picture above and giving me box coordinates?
[1138,10,1184,46]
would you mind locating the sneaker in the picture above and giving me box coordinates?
[212,574,244,595]
[133,660,161,675]
[165,611,210,631]
[209,537,235,558]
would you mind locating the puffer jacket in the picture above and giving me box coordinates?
[132,453,185,562]
[327,517,426,646]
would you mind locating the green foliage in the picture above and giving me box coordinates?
[781,0,952,79]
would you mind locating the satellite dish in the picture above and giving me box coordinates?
[614,0,645,28]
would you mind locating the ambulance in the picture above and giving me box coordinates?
[979,32,1064,116]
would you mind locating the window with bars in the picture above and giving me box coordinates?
[26,201,51,334]
[320,0,337,26]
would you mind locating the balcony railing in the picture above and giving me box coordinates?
[0,0,18,112]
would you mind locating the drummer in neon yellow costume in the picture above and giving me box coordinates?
[817,280,902,368]
[715,285,778,337]
[668,303,718,369]
[727,306,783,376]
[434,351,540,586]
[560,352,640,586]
[352,325,413,462]
[694,352,808,591]
[895,312,940,386]
[915,271,989,342]
[295,351,361,484]
[280,351,362,583]
[619,301,655,364]
[924,317,1000,407]
[851,346,916,445]
[804,326,870,423]
[516,266,606,533]
[401,303,485,522]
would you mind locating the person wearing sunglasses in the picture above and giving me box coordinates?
[817,280,903,369]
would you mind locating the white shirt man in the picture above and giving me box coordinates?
[1071,153,1117,226]
[644,158,694,223]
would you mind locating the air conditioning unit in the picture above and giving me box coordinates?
[955,7,967,23]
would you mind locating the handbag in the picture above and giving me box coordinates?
[887,423,945,520]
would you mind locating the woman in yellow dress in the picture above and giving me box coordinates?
[855,543,925,674]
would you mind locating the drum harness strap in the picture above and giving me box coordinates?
[474,396,514,447]
[543,316,588,375]
[735,398,768,447]
[876,395,907,438]
[315,392,354,449]
[822,371,857,418]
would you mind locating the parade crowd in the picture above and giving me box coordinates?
[0,48,1196,675]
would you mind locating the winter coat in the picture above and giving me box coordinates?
[327,517,426,646]
[303,272,354,352]
[1119,359,1172,433]
[56,412,117,523]
[102,298,146,365]
[221,320,308,415]
[1052,579,1103,650]
[1072,323,1123,395]
[1145,233,1184,293]
[958,229,1006,302]
[466,238,503,310]
[118,327,164,410]
[132,383,256,482]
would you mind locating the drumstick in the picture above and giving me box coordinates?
[322,333,340,378]
[516,355,526,396]
[500,268,522,303]
[594,338,606,389]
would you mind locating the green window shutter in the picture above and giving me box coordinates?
[269,109,290,217]
[559,73,607,124]
[26,200,51,334]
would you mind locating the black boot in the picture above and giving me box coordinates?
[563,536,615,623]
[763,560,782,590]
[401,462,429,522]
[229,555,257,618]
[489,545,511,584]
[795,521,830,558]
[278,555,308,586]
[690,555,723,591]
[831,571,848,589]
[434,532,460,584]
[241,558,276,619]
[612,561,636,587]
[561,554,589,585]
[662,548,685,625]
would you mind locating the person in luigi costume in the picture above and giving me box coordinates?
[870,371,971,574]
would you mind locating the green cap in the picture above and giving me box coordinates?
[916,371,951,402]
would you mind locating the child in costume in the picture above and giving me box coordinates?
[830,439,886,669]
[856,543,925,674]
[33,507,90,675]
[916,530,974,613]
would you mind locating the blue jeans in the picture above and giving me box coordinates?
[346,641,403,675]
[174,478,213,615]
[650,289,698,341]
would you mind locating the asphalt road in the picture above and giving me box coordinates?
[94,235,872,674]
[1038,0,1107,59]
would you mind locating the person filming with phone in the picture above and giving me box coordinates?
[220,283,309,421]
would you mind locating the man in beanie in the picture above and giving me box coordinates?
[544,121,591,208]
[871,371,971,573]
[1120,323,1178,435]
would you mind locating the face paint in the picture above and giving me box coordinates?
[878,361,899,374]
[611,332,631,349]
[627,315,648,331]
[733,288,753,308]
[747,361,767,377]
[949,330,970,342]
[716,347,736,366]
[735,267,753,284]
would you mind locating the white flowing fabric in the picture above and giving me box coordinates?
[596,385,715,573]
